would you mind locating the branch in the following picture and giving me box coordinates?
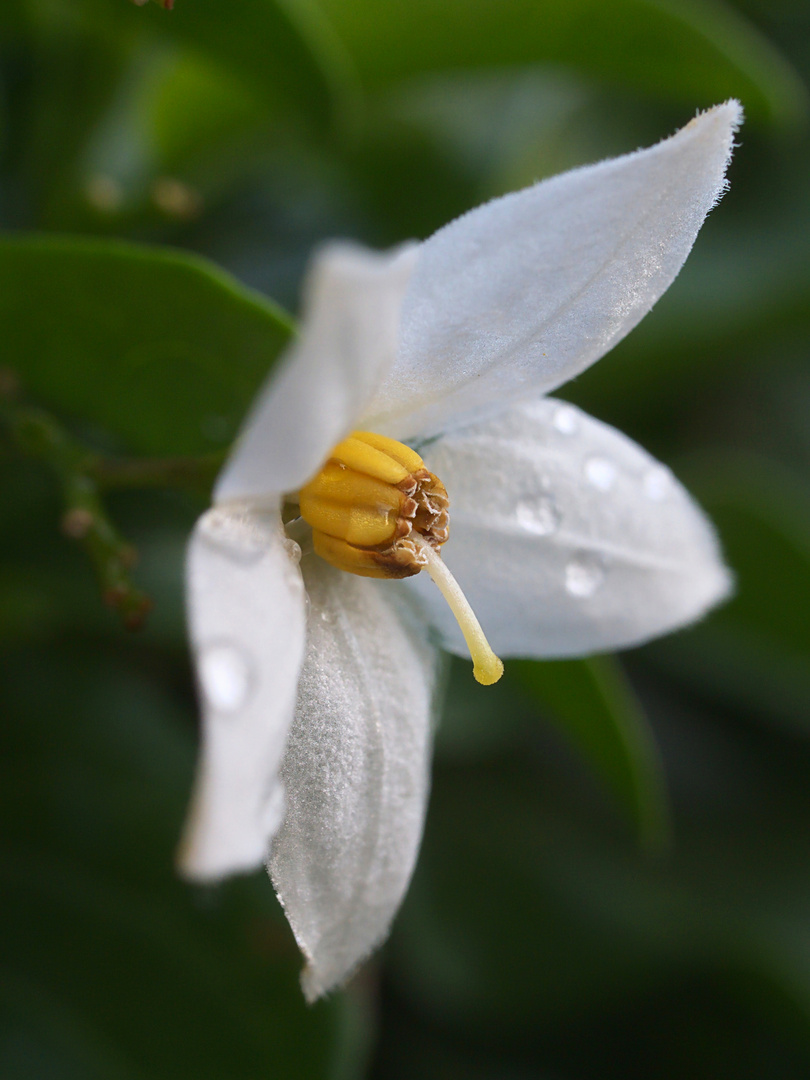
[87,452,223,494]
[0,372,223,630]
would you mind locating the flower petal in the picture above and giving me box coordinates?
[269,559,439,1001]
[178,504,307,880]
[215,241,418,503]
[408,399,732,657]
[364,101,742,440]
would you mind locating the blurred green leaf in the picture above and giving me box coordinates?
[514,656,671,849]
[75,49,270,222]
[645,452,810,733]
[388,697,810,1055]
[564,265,810,436]
[1,18,131,228]
[83,0,355,134]
[48,48,262,235]
[0,236,292,456]
[0,643,352,1079]
[316,0,808,126]
[0,4,27,36]
[147,52,262,178]
[389,755,699,1034]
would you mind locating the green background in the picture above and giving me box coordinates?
[2,0,810,1076]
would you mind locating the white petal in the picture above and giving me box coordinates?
[407,399,732,657]
[215,242,418,503]
[364,101,742,440]
[178,504,307,880]
[269,559,439,1001]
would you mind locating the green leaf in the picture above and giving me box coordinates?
[562,268,810,433]
[513,656,671,850]
[0,642,355,1079]
[645,453,810,735]
[147,52,264,178]
[83,0,356,135]
[389,675,810,1044]
[4,20,132,227]
[0,2,26,35]
[316,0,807,126]
[0,236,293,456]
[388,752,698,1034]
[72,49,269,221]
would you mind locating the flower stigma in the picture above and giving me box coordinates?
[294,430,504,685]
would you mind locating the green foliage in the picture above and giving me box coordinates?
[388,710,810,1075]
[316,0,808,124]
[2,0,810,1076]
[0,237,292,455]
[80,0,342,130]
[0,643,350,1080]
[515,656,671,850]
[647,453,810,732]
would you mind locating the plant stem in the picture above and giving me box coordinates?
[0,377,223,629]
[86,452,225,493]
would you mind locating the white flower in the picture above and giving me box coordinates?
[178,102,741,1000]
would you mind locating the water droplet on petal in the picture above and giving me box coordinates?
[516,495,561,536]
[643,465,671,501]
[282,537,302,563]
[199,642,253,712]
[585,456,617,492]
[552,405,578,435]
[565,554,606,598]
[199,508,269,565]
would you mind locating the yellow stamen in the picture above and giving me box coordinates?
[298,432,448,575]
[412,536,504,686]
[343,431,425,474]
[329,434,411,485]
[297,429,504,685]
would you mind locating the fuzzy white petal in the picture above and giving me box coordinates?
[364,101,742,440]
[178,504,307,880]
[215,242,418,503]
[269,559,439,1002]
[408,399,732,657]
